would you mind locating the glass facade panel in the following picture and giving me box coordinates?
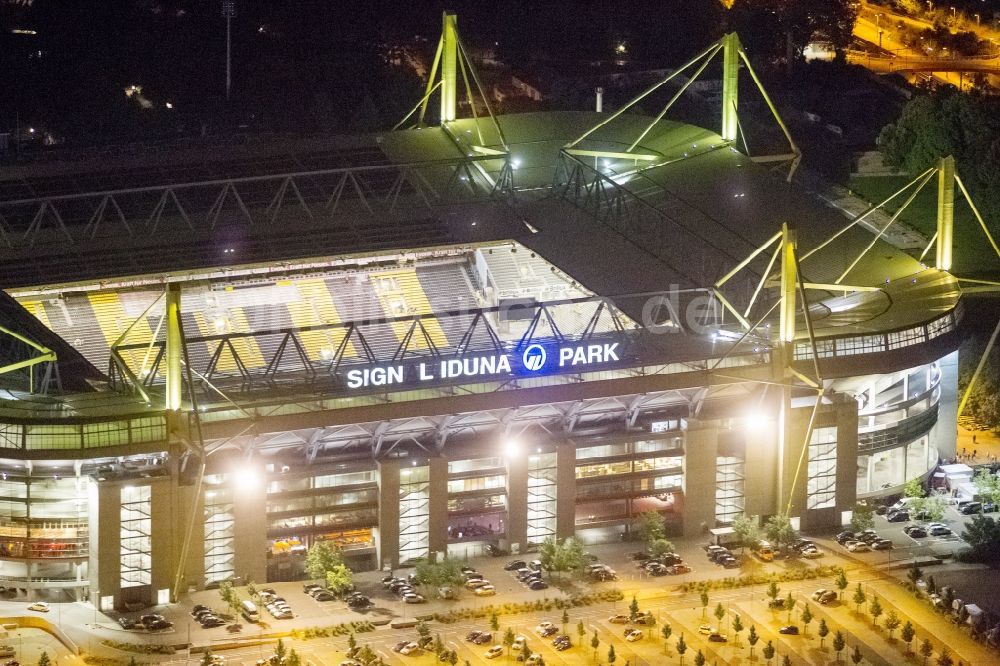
[575,443,628,460]
[447,475,504,493]
[399,466,429,564]
[526,453,557,545]
[120,485,152,588]
[204,479,235,586]
[807,427,838,510]
[715,457,744,524]
[448,458,503,474]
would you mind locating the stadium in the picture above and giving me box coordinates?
[0,17,964,609]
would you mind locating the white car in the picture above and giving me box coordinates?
[801,547,823,558]
[474,585,496,597]
[403,593,426,604]
[625,630,643,642]
[811,589,829,601]
[512,635,527,651]
[27,602,49,613]
[847,542,871,553]
[698,624,716,635]
[485,646,504,659]
[398,643,421,656]
[535,621,554,634]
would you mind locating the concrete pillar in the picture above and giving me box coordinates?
[506,453,528,553]
[149,477,175,600]
[171,478,204,596]
[231,476,267,585]
[834,395,859,518]
[936,155,956,271]
[440,13,458,122]
[555,442,577,539]
[427,457,449,559]
[165,284,183,411]
[88,481,121,608]
[721,32,740,143]
[682,421,718,537]
[743,416,780,519]
[376,459,400,570]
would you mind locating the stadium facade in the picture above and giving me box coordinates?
[0,21,962,608]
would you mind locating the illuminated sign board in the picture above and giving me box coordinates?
[344,341,623,389]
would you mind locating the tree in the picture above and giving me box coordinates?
[577,620,586,644]
[37,655,51,666]
[200,652,213,666]
[963,514,1000,562]
[562,609,569,631]
[714,602,725,626]
[694,651,705,666]
[414,559,464,589]
[902,621,916,652]
[766,581,781,604]
[748,625,759,658]
[908,562,924,588]
[357,646,376,665]
[926,575,937,595]
[919,638,934,665]
[275,639,288,665]
[851,645,863,665]
[781,657,791,666]
[974,468,1000,506]
[730,0,858,61]
[630,595,640,618]
[732,514,761,552]
[348,633,358,651]
[905,478,925,498]
[538,536,586,577]
[246,579,258,602]
[937,648,953,666]
[853,583,867,614]
[763,515,798,551]
[871,609,893,643]
[434,634,445,656]
[649,538,676,558]
[676,634,687,664]
[785,592,796,623]
[287,651,302,666]
[922,491,949,522]
[850,503,875,533]
[762,640,775,665]
[801,605,813,634]
[869,595,883,627]
[417,621,431,640]
[491,613,500,632]
[661,623,673,654]
[700,590,710,619]
[304,540,343,581]
[504,628,516,656]
[521,643,532,663]
[818,619,829,647]
[836,570,849,599]
[608,644,616,665]
[446,652,458,666]
[591,630,600,663]
[732,613,744,645]
[833,631,846,663]
[326,563,354,596]
[634,510,666,545]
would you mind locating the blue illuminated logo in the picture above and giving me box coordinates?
[522,344,547,371]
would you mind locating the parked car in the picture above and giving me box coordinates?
[473,586,496,597]
[200,616,226,628]
[505,560,526,571]
[609,615,631,624]
[961,502,983,515]
[818,590,838,605]
[553,635,571,650]
[698,624,716,635]
[906,527,929,538]
[768,599,785,609]
[872,539,894,550]
[399,643,422,656]
[835,531,855,544]
[847,542,871,552]
[27,602,49,613]
[528,580,549,591]
[403,593,426,604]
[625,630,643,642]
[484,646,504,659]
[886,510,909,522]
[667,564,692,575]
[708,633,728,643]
[929,525,952,537]
[779,625,799,635]
[473,632,494,645]
[117,617,136,630]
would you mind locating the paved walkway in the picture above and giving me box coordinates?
[956,425,1000,465]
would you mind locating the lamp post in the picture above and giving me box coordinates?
[222,1,236,100]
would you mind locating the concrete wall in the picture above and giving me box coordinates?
[232,476,267,584]
[743,416,780,519]
[427,457,449,558]
[88,481,121,605]
[376,459,400,570]
[682,421,718,537]
[506,453,528,552]
[555,442,577,539]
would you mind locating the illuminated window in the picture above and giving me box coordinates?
[399,466,430,564]
[527,453,557,545]
[807,427,838,510]
[204,478,235,586]
[715,457,744,524]
[120,485,151,588]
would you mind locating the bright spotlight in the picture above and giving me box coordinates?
[745,413,768,431]
[503,439,521,459]
[234,467,258,489]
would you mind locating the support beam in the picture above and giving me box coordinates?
[440,13,458,123]
[165,284,182,411]
[936,155,955,271]
[779,223,797,344]
[721,32,740,142]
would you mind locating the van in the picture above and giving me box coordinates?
[755,542,775,562]
[240,599,260,623]
[889,497,920,512]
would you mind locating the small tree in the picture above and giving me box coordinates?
[577,621,587,644]
[785,592,796,623]
[503,628,516,656]
[630,595,640,618]
[287,650,302,666]
[869,595,883,627]
[348,633,358,651]
[714,602,725,626]
[764,514,798,551]
[447,652,458,666]
[304,540,343,581]
[748,625,759,658]
[851,645,863,665]
[434,634,444,656]
[275,639,288,665]
[356,646,375,665]
[853,583,867,614]
[246,579,258,602]
[732,613,744,645]
[926,575,937,595]
[919,638,934,666]
[836,570,849,599]
[766,581,781,604]
[676,634,688,665]
[762,640,775,665]
[908,562,924,588]
[732,513,761,552]
[634,510,666,544]
[608,644,617,665]
[801,605,813,634]
[818,619,829,648]
[661,623,673,653]
[562,609,569,631]
[902,621,916,652]
[850,503,875,533]
[591,630,600,663]
[937,648,953,666]
[200,652,213,666]
[521,643,532,663]
[325,563,354,596]
[649,538,676,557]
[884,610,901,639]
[781,657,791,666]
[694,650,706,666]
[700,590,709,619]
[833,631,846,663]
[417,621,431,640]
[491,612,500,632]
